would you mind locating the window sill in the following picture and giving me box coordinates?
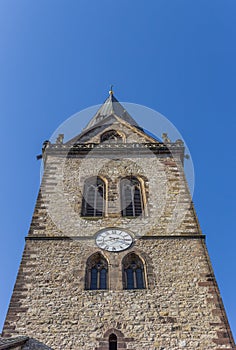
[81,216,105,221]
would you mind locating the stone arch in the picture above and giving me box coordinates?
[120,176,145,217]
[95,328,133,350]
[100,130,125,143]
[122,252,146,289]
[138,250,156,289]
[85,252,108,290]
[81,176,107,217]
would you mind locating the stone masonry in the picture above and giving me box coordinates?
[2,95,235,349]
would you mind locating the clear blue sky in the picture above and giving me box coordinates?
[0,0,235,339]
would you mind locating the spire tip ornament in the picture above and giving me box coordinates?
[109,85,114,95]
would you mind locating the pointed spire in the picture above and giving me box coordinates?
[83,90,140,131]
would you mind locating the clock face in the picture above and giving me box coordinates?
[95,229,133,252]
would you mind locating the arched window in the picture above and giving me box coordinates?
[101,130,123,143]
[123,253,146,290]
[120,177,143,217]
[109,334,117,350]
[81,177,105,217]
[85,253,108,290]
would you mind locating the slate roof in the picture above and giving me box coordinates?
[0,336,29,349]
[63,90,161,145]
[83,91,140,131]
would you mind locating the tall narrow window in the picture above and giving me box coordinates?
[120,177,143,217]
[85,253,108,290]
[109,334,117,350]
[123,253,145,290]
[81,177,105,217]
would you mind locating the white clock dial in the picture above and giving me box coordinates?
[95,229,133,252]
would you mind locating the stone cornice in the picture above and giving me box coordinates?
[25,234,205,241]
[44,142,184,157]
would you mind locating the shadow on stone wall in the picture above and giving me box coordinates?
[22,338,54,350]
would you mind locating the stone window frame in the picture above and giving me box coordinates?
[100,130,126,143]
[122,252,147,290]
[120,176,147,218]
[81,176,108,218]
[95,328,134,350]
[85,252,109,290]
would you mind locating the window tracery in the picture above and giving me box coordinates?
[85,252,108,290]
[123,253,146,289]
[120,177,143,217]
[81,177,105,217]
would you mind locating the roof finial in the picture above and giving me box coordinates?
[109,85,114,95]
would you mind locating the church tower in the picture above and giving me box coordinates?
[2,91,235,349]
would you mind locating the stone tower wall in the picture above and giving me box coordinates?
[26,153,199,239]
[3,237,234,349]
[2,123,235,349]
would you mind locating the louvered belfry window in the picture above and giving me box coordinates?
[123,253,145,290]
[86,253,108,290]
[81,177,105,217]
[120,177,143,217]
